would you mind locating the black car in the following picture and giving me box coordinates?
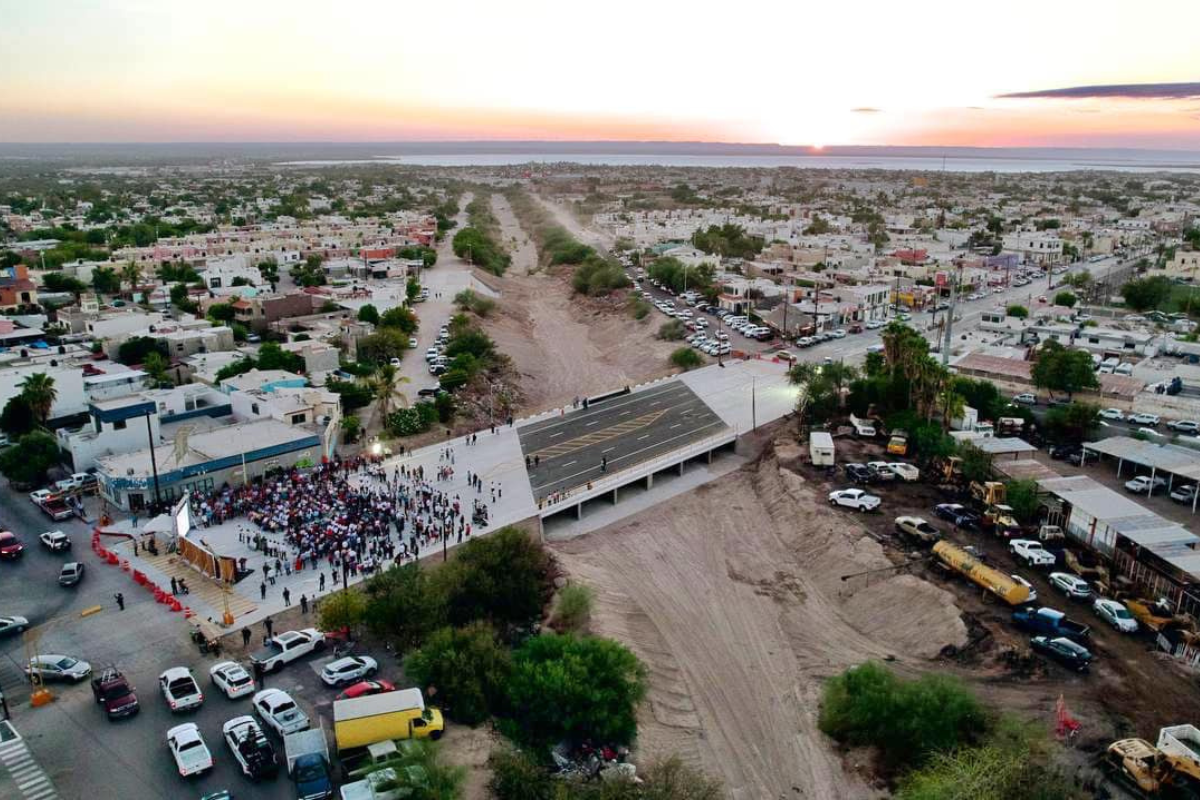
[416,386,445,398]
[1031,636,1092,672]
[933,503,967,523]
[1048,444,1081,461]
[954,509,982,530]
[844,463,875,484]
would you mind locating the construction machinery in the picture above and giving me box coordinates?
[1122,597,1197,635]
[937,456,964,485]
[982,504,1021,538]
[1104,729,1200,797]
[932,541,1032,606]
[970,481,1006,507]
[1064,548,1109,585]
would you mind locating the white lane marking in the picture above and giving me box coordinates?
[586,421,598,427]
[562,460,576,467]
[670,424,682,430]
[550,431,563,438]
[637,435,650,441]
[602,447,615,453]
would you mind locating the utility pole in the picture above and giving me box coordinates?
[145,413,162,512]
[941,265,961,366]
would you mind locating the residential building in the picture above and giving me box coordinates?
[1002,231,1065,265]
[231,292,316,332]
[0,264,38,310]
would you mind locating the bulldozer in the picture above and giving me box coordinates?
[970,481,1006,507]
[1064,548,1110,585]
[1105,735,1200,798]
[937,456,964,485]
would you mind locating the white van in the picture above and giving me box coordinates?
[1114,362,1134,376]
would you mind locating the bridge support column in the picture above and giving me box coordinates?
[575,502,583,520]
[707,449,714,465]
[677,460,685,476]
[612,487,619,504]
[646,473,653,490]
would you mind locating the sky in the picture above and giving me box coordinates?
[2,0,1199,150]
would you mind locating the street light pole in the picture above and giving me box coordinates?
[145,413,162,513]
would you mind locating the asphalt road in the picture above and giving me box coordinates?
[519,381,727,500]
[0,479,385,799]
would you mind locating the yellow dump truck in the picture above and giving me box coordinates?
[932,541,1032,606]
[333,688,444,753]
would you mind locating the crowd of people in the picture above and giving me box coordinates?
[187,451,498,591]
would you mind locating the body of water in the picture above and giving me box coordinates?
[280,152,1200,174]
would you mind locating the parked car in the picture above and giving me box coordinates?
[1128,413,1161,426]
[828,488,881,512]
[1093,598,1139,633]
[210,661,256,699]
[252,689,310,736]
[1098,408,1125,421]
[866,462,897,482]
[1030,636,1093,672]
[167,723,214,778]
[1049,572,1093,601]
[39,530,71,551]
[337,679,397,701]
[223,716,279,781]
[843,463,875,484]
[934,503,980,529]
[1170,484,1199,504]
[1010,539,1057,568]
[26,654,92,682]
[1048,444,1081,461]
[1013,393,1037,405]
[1124,475,1166,494]
[894,516,941,544]
[1168,420,1200,434]
[885,463,920,482]
[0,615,29,637]
[160,667,204,712]
[319,655,379,687]
[58,562,85,587]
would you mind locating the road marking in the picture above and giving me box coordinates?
[549,431,563,438]
[637,435,650,441]
[602,447,615,453]
[585,421,598,427]
[670,424,682,430]
[562,461,576,467]
[620,411,630,416]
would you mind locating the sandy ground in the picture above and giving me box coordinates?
[552,442,968,800]
[438,725,498,800]
[483,192,677,413]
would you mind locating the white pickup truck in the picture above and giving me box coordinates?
[250,629,326,673]
[848,414,877,438]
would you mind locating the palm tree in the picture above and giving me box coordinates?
[18,372,57,424]
[120,261,142,300]
[369,364,411,428]
[939,387,966,432]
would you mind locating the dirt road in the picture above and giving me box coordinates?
[482,193,677,413]
[553,442,968,800]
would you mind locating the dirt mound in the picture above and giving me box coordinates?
[553,452,967,800]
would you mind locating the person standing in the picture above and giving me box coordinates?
[319,572,326,592]
[300,594,308,615]
[114,592,125,611]
[241,627,251,649]
[260,581,267,600]
[170,577,178,595]
[264,616,274,638]
[282,588,291,608]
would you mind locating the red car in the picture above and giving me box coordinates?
[337,679,395,700]
[0,532,24,559]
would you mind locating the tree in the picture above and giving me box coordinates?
[431,526,552,628]
[1053,291,1077,308]
[255,342,304,373]
[119,261,142,299]
[215,357,256,383]
[670,347,703,371]
[0,431,61,485]
[1005,304,1028,319]
[357,328,409,367]
[370,364,410,424]
[1044,402,1100,443]
[341,414,360,443]
[92,266,120,295]
[404,623,512,725]
[1005,479,1041,523]
[1121,275,1173,312]
[357,304,380,325]
[552,584,594,633]
[1063,269,1092,290]
[657,320,686,341]
[379,306,419,334]
[406,277,421,302]
[790,362,856,428]
[507,634,647,747]
[41,272,87,297]
[1030,341,1099,399]
[18,372,57,423]
[317,588,367,636]
[364,562,446,651]
[143,352,172,388]
[0,395,37,438]
[958,442,994,485]
[117,336,168,366]
[207,302,236,323]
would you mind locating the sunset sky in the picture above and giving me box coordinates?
[2,0,1199,149]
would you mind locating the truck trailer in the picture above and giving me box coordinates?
[333,689,444,753]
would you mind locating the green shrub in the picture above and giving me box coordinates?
[454,289,496,317]
[364,562,446,651]
[657,320,686,340]
[818,661,986,768]
[628,297,651,320]
[404,622,512,724]
[488,748,555,800]
[554,583,594,632]
[507,633,646,747]
[431,527,551,628]
[670,347,703,370]
[571,256,630,296]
